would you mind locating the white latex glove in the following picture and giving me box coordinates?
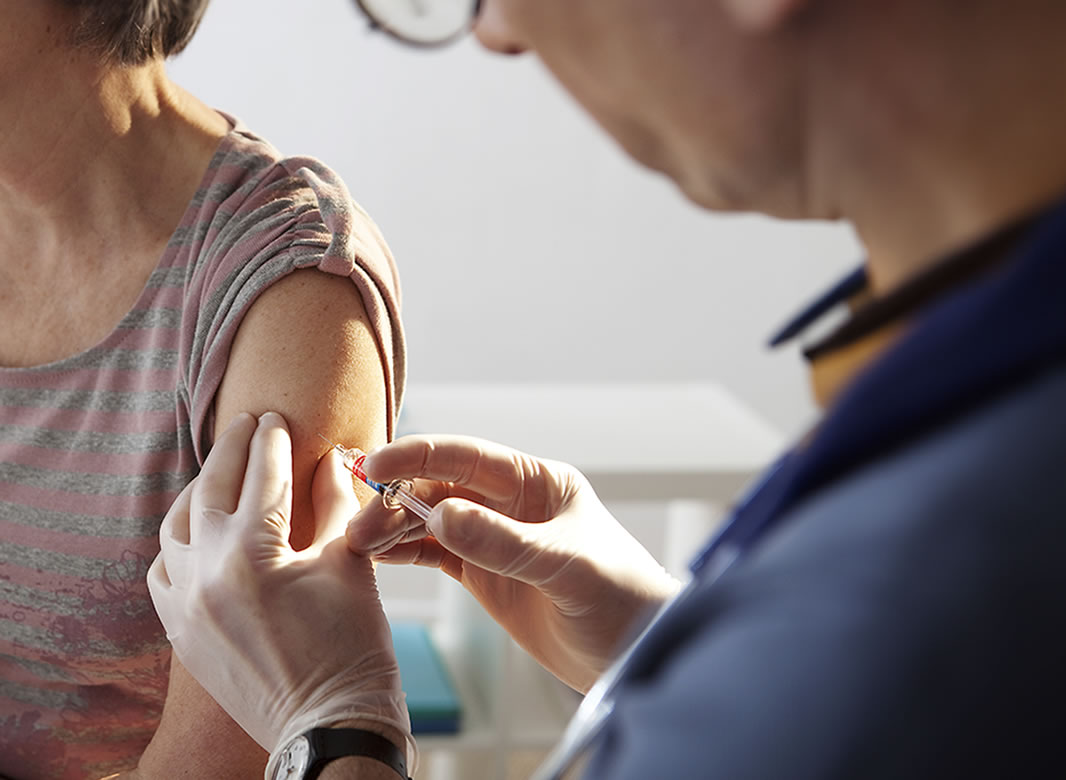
[346,435,682,693]
[147,412,416,776]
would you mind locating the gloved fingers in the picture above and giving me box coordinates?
[364,435,557,508]
[308,448,361,555]
[370,537,465,580]
[161,480,195,547]
[235,412,295,543]
[346,491,433,554]
[193,413,257,522]
[425,497,563,586]
[391,523,431,547]
[365,523,430,559]
[157,481,199,591]
[146,553,182,642]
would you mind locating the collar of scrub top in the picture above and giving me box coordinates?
[689,197,1066,579]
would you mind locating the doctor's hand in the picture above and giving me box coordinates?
[147,413,415,774]
[346,435,682,693]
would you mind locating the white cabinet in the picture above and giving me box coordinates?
[377,383,784,779]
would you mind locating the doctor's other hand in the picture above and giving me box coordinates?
[346,435,682,693]
[147,413,415,773]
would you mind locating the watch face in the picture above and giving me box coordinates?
[273,735,311,779]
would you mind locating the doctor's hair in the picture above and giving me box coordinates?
[61,0,211,64]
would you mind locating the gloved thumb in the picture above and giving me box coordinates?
[308,448,361,554]
[427,498,563,587]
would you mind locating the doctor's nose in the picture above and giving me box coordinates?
[474,0,528,55]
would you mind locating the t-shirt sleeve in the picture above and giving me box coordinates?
[178,152,406,464]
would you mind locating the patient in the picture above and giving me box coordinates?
[0,2,405,777]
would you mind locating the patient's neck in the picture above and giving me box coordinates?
[0,3,228,367]
[0,4,228,276]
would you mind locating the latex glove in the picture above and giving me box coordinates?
[147,412,416,775]
[346,435,682,693]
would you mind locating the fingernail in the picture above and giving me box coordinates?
[226,412,254,431]
[365,443,389,461]
[259,411,289,428]
[362,452,381,478]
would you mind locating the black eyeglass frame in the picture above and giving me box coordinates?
[352,0,484,48]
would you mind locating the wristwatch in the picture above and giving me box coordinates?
[271,727,410,780]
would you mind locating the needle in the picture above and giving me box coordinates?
[318,434,433,520]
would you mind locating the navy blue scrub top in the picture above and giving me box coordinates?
[583,197,1066,779]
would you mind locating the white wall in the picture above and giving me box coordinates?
[169,0,862,437]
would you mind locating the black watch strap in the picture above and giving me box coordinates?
[305,728,410,780]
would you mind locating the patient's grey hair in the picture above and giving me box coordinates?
[62,0,211,64]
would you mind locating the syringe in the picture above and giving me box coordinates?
[319,435,433,521]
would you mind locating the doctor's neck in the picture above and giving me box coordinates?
[804,0,1066,294]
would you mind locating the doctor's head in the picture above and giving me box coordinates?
[352,0,812,215]
[473,0,813,217]
[357,0,1066,246]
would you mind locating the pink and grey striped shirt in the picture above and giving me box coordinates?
[0,118,405,779]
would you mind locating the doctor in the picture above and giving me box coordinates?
[149,0,1066,778]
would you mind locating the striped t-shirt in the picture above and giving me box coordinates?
[0,119,406,779]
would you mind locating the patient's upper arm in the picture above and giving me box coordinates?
[212,266,389,546]
[135,267,391,777]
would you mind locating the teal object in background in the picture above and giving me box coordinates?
[391,622,462,734]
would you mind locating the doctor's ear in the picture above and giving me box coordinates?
[719,0,810,31]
